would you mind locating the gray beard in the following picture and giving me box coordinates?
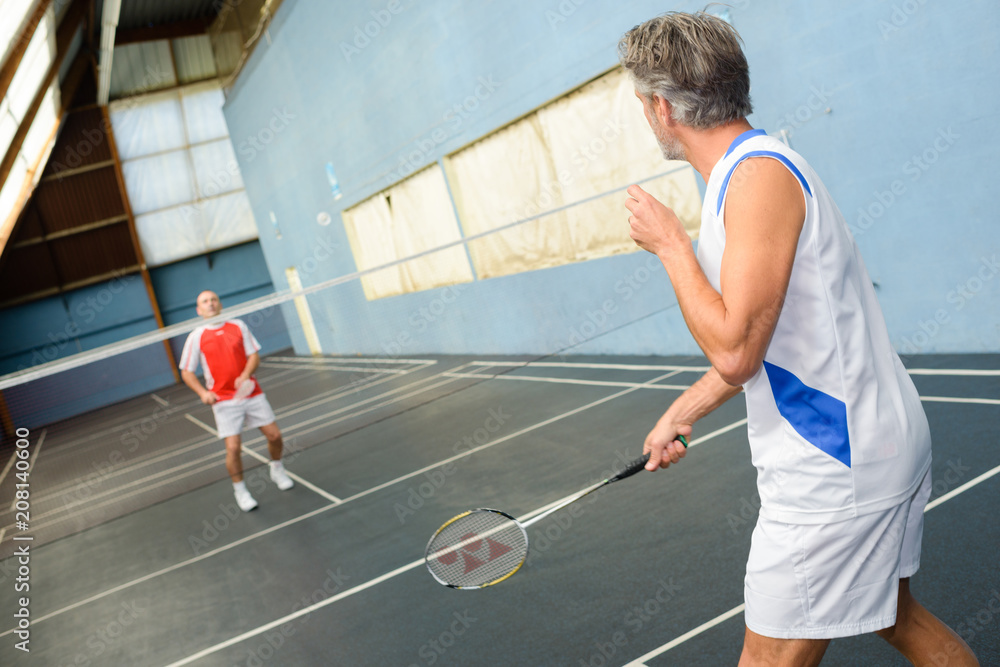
[658,133,686,161]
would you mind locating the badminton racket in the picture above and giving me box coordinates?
[232,378,255,399]
[424,435,688,589]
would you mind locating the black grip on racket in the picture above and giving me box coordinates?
[609,453,651,482]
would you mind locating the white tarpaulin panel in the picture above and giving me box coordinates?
[109,90,186,160]
[343,166,474,300]
[180,82,229,144]
[537,69,701,258]
[121,150,194,215]
[190,139,243,198]
[20,83,59,164]
[201,190,257,249]
[0,112,17,159]
[0,0,36,66]
[447,68,701,279]
[135,191,257,267]
[134,206,202,267]
[109,81,258,266]
[444,116,576,279]
[5,10,54,122]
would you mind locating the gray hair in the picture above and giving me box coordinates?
[618,11,753,129]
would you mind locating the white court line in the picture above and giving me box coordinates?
[333,372,684,505]
[32,361,370,454]
[0,360,454,531]
[3,364,452,530]
[164,558,427,667]
[150,393,170,407]
[442,371,690,391]
[184,414,217,437]
[163,410,745,667]
[457,370,999,406]
[623,460,1000,666]
[266,356,438,365]
[259,363,409,375]
[239,439,343,504]
[262,361,439,423]
[0,449,18,491]
[531,362,710,371]
[0,361,441,528]
[1,371,683,637]
[625,604,747,666]
[0,457,243,537]
[690,418,748,446]
[0,361,466,536]
[920,396,1000,406]
[0,500,343,637]
[31,360,438,503]
[907,368,1000,376]
[925,464,1000,512]
[0,526,5,543]
[467,360,1000,377]
[467,360,712,372]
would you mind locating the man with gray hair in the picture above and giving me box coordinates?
[619,11,976,666]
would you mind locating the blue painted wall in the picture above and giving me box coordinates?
[0,274,174,429]
[0,241,290,429]
[224,0,999,357]
[150,240,293,362]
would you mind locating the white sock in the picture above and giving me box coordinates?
[270,460,284,471]
[233,481,247,493]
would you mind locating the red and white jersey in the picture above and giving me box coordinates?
[179,319,262,402]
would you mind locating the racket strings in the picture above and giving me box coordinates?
[425,510,528,588]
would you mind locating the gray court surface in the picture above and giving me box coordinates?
[0,353,997,666]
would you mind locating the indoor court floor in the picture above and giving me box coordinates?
[1,352,997,666]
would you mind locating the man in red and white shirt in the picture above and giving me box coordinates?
[180,290,293,511]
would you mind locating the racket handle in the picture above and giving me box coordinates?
[609,453,651,482]
[612,435,689,481]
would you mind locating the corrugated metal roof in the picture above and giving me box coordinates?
[172,34,217,83]
[42,107,113,177]
[108,41,178,99]
[115,0,221,32]
[34,166,126,232]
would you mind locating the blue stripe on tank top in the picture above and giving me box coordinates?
[762,361,851,468]
[716,150,814,215]
[724,128,767,158]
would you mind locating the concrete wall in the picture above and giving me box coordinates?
[0,241,289,428]
[217,0,995,357]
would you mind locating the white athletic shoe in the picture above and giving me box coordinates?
[270,462,294,491]
[234,486,258,512]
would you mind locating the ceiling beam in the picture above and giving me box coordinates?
[0,0,54,104]
[115,17,214,45]
[95,0,122,106]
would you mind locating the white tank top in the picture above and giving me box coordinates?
[697,129,931,523]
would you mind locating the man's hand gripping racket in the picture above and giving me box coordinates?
[424,434,689,589]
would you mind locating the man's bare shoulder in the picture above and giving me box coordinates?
[724,157,806,233]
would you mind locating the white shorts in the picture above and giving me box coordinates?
[744,466,931,639]
[211,394,277,438]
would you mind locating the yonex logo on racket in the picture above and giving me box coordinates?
[433,532,513,574]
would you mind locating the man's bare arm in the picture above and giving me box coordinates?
[181,369,217,405]
[643,366,743,470]
[625,157,805,385]
[235,352,260,387]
